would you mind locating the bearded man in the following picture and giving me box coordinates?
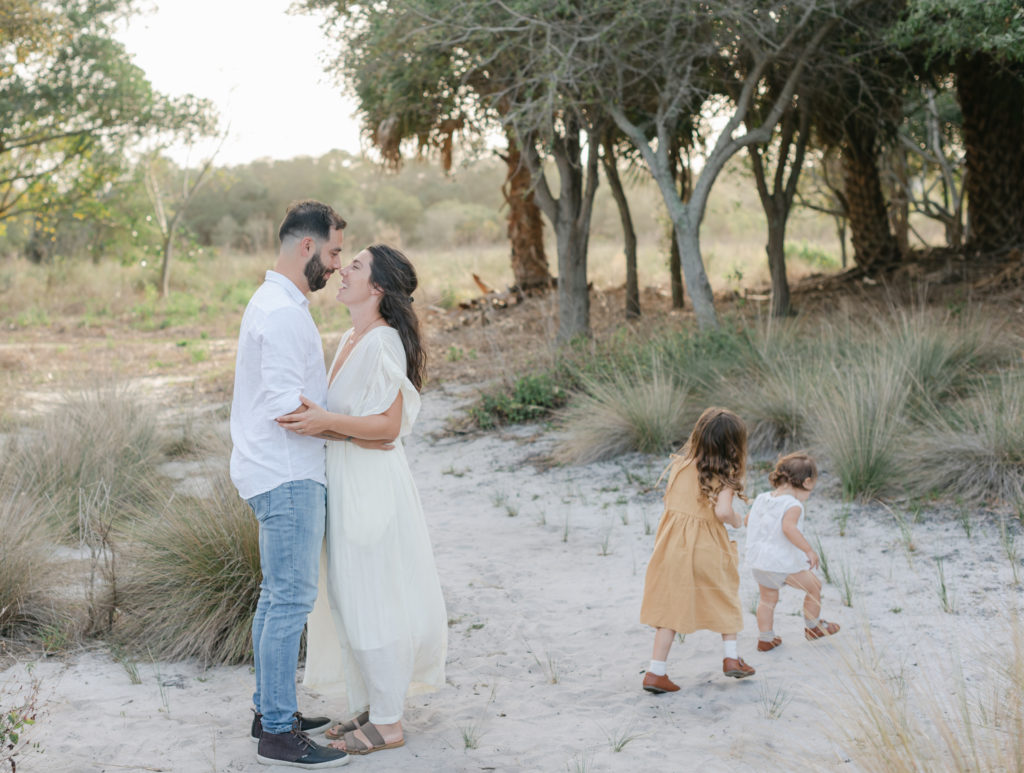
[229,199,351,768]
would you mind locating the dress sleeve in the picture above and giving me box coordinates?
[357,330,421,435]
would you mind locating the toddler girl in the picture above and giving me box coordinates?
[745,452,840,652]
[640,407,754,693]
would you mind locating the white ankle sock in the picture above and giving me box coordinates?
[758,630,776,642]
[648,659,667,676]
[723,640,738,659]
[805,617,820,629]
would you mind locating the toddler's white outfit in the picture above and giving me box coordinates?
[746,492,810,588]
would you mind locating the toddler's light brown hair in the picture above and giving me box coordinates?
[768,452,817,490]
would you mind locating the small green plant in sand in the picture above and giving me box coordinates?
[814,536,833,584]
[835,560,858,607]
[934,558,956,614]
[603,721,643,752]
[110,645,142,685]
[886,506,916,565]
[835,503,851,537]
[459,721,483,750]
[759,680,792,719]
[0,666,42,772]
[999,517,1020,585]
[530,651,560,684]
[956,498,973,539]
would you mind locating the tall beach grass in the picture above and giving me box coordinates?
[0,472,65,639]
[8,383,167,540]
[118,457,261,665]
[553,358,693,464]
[837,620,1024,771]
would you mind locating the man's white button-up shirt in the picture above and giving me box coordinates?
[230,271,328,500]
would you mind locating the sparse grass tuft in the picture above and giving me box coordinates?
[9,383,167,540]
[118,458,260,665]
[759,679,792,719]
[935,558,956,614]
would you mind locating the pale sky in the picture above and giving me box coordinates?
[115,0,363,166]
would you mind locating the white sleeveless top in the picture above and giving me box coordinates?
[745,492,809,574]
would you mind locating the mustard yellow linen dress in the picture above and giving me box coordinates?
[640,456,743,634]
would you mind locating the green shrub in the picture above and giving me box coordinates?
[118,460,261,665]
[466,373,569,429]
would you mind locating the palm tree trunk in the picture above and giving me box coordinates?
[842,123,900,270]
[957,54,1024,254]
[502,136,552,293]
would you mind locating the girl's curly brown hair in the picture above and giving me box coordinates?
[682,407,748,505]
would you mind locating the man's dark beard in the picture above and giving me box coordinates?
[304,248,329,291]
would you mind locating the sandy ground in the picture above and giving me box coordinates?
[4,385,1023,772]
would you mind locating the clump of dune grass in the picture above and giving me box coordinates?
[0,473,65,639]
[553,359,692,464]
[906,372,1024,504]
[836,620,1024,771]
[10,383,167,540]
[726,324,827,453]
[811,351,912,501]
[879,307,1014,412]
[118,459,260,665]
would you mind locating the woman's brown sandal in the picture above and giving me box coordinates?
[341,723,405,755]
[757,636,782,652]
[324,710,370,740]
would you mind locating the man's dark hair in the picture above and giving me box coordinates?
[278,199,347,244]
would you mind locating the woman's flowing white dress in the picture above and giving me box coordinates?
[303,326,447,724]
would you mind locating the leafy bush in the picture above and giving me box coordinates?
[466,373,569,429]
[118,460,261,665]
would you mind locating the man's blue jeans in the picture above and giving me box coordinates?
[246,479,325,735]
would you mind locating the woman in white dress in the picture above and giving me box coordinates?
[276,244,447,756]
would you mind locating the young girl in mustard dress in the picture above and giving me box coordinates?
[640,407,754,693]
